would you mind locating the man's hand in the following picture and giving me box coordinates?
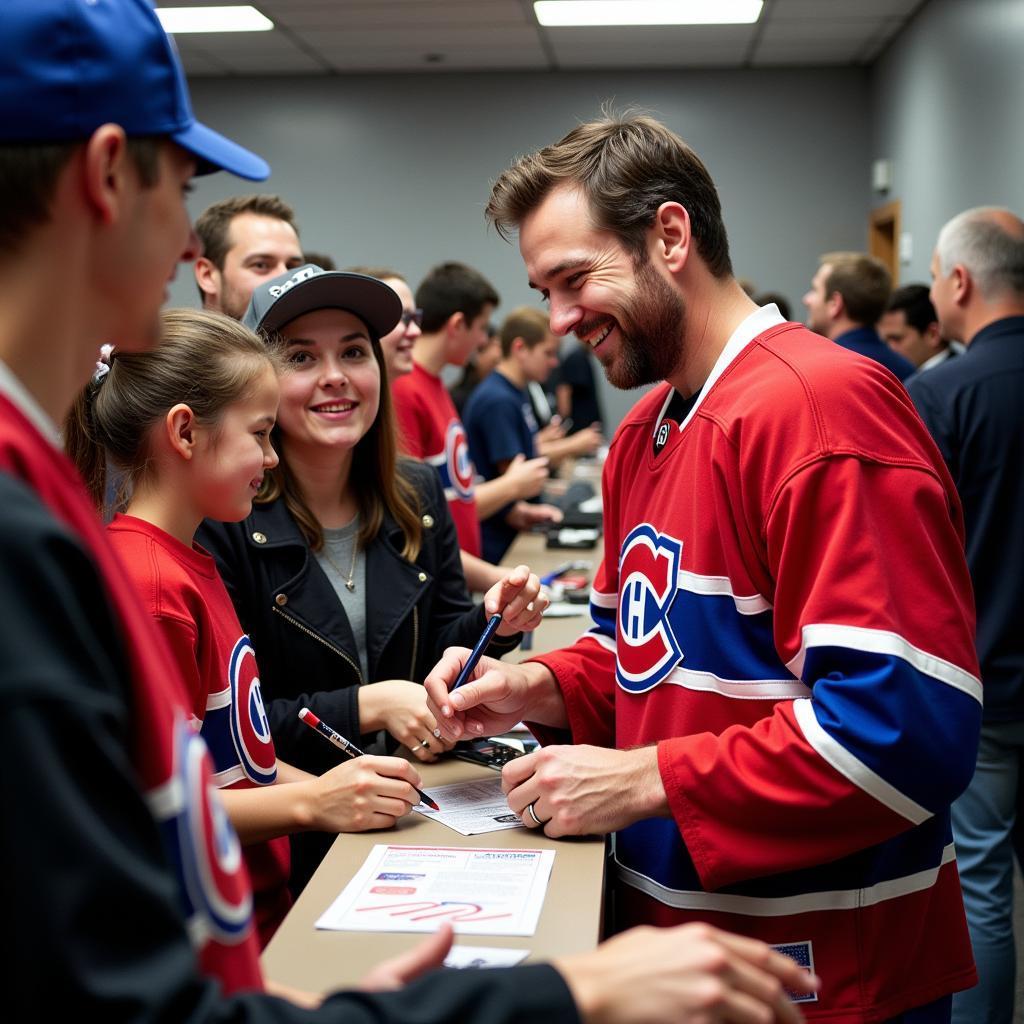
[502,744,669,837]
[556,922,818,1024]
[484,563,549,637]
[424,650,567,742]
[502,452,551,500]
[506,500,562,531]
[359,924,454,991]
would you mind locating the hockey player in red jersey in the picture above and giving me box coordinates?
[426,114,981,1023]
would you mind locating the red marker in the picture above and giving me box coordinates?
[298,707,440,811]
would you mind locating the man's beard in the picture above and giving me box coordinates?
[598,259,686,390]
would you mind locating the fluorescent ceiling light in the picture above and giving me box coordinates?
[155,6,273,34]
[534,1,763,26]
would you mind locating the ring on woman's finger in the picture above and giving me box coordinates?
[410,738,431,752]
[525,800,550,827]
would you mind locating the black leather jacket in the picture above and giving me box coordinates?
[197,459,519,777]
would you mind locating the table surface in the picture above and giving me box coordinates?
[261,755,605,993]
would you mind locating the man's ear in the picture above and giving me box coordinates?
[924,321,944,350]
[826,291,845,321]
[651,202,692,273]
[445,311,467,337]
[951,264,972,306]
[194,257,222,302]
[80,124,132,226]
[165,404,198,460]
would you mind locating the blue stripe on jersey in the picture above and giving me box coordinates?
[200,704,239,775]
[667,589,788,681]
[590,599,615,636]
[616,812,953,900]
[805,647,982,813]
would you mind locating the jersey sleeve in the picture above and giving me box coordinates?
[662,453,982,890]
[151,613,204,719]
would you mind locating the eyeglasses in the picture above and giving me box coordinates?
[400,308,424,328]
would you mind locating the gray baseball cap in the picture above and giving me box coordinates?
[243,264,402,337]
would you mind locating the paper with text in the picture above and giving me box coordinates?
[415,777,524,836]
[315,844,555,936]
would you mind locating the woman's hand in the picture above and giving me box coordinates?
[359,679,455,762]
[485,563,548,637]
[307,754,423,832]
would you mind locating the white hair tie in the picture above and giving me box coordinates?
[92,343,115,383]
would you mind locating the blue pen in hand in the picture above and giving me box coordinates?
[452,612,503,690]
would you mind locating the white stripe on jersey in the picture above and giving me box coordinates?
[676,570,772,614]
[665,666,809,700]
[211,765,246,788]
[206,687,231,712]
[146,775,185,819]
[793,698,931,824]
[787,622,982,704]
[589,589,617,609]
[614,841,957,916]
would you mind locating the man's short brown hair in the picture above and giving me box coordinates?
[486,113,732,278]
[820,252,892,326]
[499,306,551,357]
[194,194,299,271]
[0,137,161,251]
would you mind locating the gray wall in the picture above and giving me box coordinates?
[868,0,1024,285]
[170,68,870,428]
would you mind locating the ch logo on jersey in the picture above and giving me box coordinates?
[228,636,277,785]
[616,524,684,692]
[175,719,253,944]
[445,420,475,500]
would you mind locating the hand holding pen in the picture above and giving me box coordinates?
[299,709,440,811]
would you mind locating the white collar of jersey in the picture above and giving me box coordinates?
[655,302,786,437]
[0,358,61,449]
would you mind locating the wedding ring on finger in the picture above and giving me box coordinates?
[410,738,432,752]
[525,800,549,827]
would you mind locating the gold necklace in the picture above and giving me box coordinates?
[321,527,359,593]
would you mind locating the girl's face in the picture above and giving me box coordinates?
[192,364,279,522]
[276,307,381,458]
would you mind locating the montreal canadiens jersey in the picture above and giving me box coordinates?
[534,307,982,1021]
[0,393,264,993]
[108,515,291,948]
[393,362,482,557]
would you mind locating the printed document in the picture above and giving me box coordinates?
[415,777,523,836]
[316,844,555,936]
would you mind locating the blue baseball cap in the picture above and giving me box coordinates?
[0,0,269,181]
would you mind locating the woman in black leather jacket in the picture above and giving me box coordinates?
[198,266,546,782]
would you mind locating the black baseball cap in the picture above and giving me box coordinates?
[243,265,403,338]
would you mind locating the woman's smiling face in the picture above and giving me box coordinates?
[276,307,381,456]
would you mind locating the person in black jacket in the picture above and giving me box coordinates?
[197,267,548,886]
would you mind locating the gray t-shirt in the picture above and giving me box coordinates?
[314,517,368,682]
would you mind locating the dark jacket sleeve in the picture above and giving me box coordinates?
[197,516,364,772]
[405,462,519,662]
[0,475,578,1023]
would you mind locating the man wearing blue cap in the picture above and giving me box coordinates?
[0,2,817,1021]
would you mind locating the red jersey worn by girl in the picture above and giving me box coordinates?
[0,393,264,993]
[108,515,292,947]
